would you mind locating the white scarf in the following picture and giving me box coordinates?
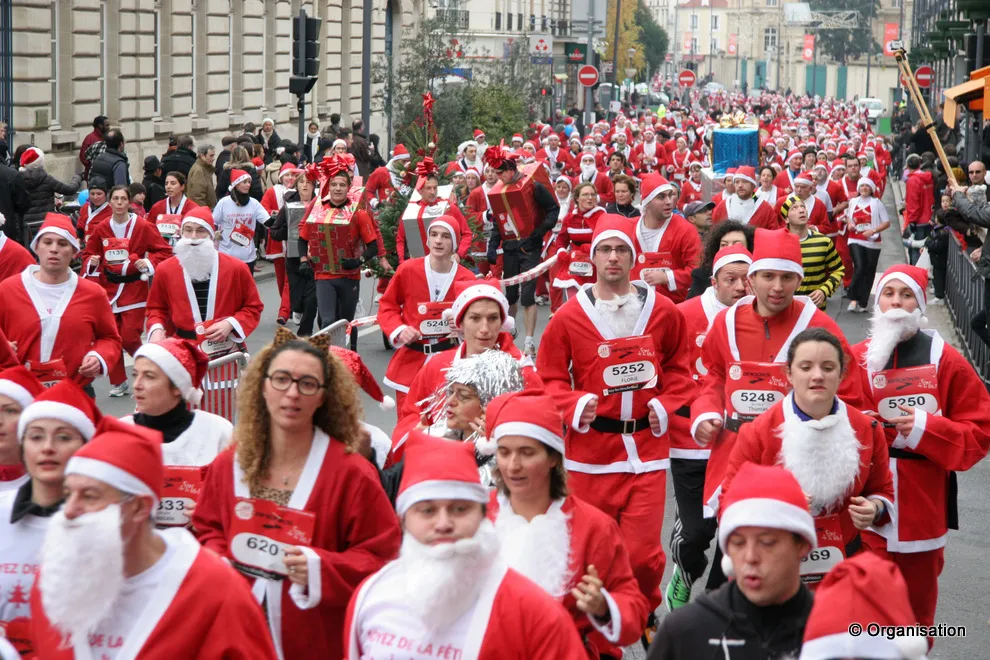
[595,292,643,338]
[725,194,762,225]
[494,496,573,599]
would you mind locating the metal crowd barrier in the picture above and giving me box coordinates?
[198,351,250,422]
[311,319,350,348]
[944,236,990,383]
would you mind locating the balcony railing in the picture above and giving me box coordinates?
[438,8,470,30]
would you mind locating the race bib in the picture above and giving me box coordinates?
[30,359,67,388]
[725,361,790,420]
[569,260,594,277]
[196,320,237,357]
[154,466,202,527]
[230,222,255,247]
[594,335,659,396]
[156,213,181,238]
[409,301,453,337]
[871,364,940,422]
[230,498,316,580]
[800,514,845,587]
[102,237,130,264]
[855,223,872,233]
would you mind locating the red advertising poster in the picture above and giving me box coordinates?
[802,34,815,62]
[883,23,900,56]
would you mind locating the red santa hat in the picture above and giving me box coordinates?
[0,366,44,410]
[17,379,102,442]
[278,162,302,182]
[717,463,816,577]
[874,264,928,313]
[391,143,409,160]
[748,228,804,278]
[786,149,803,164]
[479,390,565,456]
[511,133,524,143]
[800,553,929,660]
[712,244,753,276]
[181,206,216,239]
[19,147,44,171]
[330,345,395,410]
[228,168,252,191]
[793,171,815,188]
[427,214,460,252]
[732,166,757,187]
[395,431,489,516]
[473,129,486,141]
[444,281,513,334]
[830,159,846,176]
[134,338,209,405]
[66,416,164,503]
[640,173,675,208]
[590,215,638,260]
[30,212,80,252]
[722,167,737,181]
[445,161,465,177]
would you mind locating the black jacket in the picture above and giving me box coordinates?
[217,161,263,202]
[256,131,282,164]
[142,173,167,212]
[0,163,30,243]
[605,202,641,218]
[21,167,82,231]
[648,581,813,660]
[160,147,197,180]
[90,148,130,187]
[350,132,373,178]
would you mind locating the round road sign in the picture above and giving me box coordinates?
[915,65,933,88]
[678,70,696,88]
[578,65,599,87]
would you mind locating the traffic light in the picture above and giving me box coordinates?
[292,14,322,78]
[540,87,554,97]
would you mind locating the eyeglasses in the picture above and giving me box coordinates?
[595,245,633,257]
[266,371,325,396]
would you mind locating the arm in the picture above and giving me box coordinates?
[375,264,408,346]
[112,162,128,187]
[863,420,894,525]
[46,172,82,196]
[190,456,231,555]
[819,238,845,298]
[585,527,651,647]
[647,305,696,431]
[529,181,560,250]
[689,319,729,442]
[952,192,990,228]
[143,225,175,271]
[535,312,595,431]
[83,293,122,380]
[670,230,702,293]
[269,205,290,242]
[718,422,765,510]
[145,270,171,337]
[227,267,265,341]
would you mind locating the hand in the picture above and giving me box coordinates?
[205,320,234,343]
[135,259,151,274]
[642,268,670,288]
[578,396,599,428]
[648,408,662,434]
[397,326,422,346]
[572,565,609,618]
[949,181,967,195]
[862,228,876,239]
[809,289,826,306]
[694,418,723,446]
[972,247,983,263]
[379,259,394,274]
[415,413,431,432]
[147,328,166,343]
[887,404,916,439]
[848,496,880,530]
[298,260,314,278]
[78,355,102,378]
[89,255,101,269]
[468,413,486,438]
[283,547,308,586]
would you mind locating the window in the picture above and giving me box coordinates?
[518,13,523,31]
[690,14,698,30]
[496,12,502,29]
[764,27,778,51]
[766,0,778,6]
[691,37,698,53]
[891,0,901,7]
[507,12,513,30]
[711,14,720,30]
[712,36,720,52]
[49,3,58,125]
[153,10,161,117]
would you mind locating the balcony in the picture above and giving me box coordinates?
[437,8,470,30]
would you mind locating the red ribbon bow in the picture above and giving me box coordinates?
[482,140,516,170]
[414,157,438,178]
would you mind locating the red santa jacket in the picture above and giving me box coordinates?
[79,215,173,312]
[904,169,935,226]
[0,268,121,385]
[551,206,606,290]
[537,284,695,473]
[76,201,112,248]
[711,196,780,230]
[260,186,289,258]
[536,147,573,174]
[721,394,894,550]
[677,178,704,210]
[0,233,35,283]
[668,148,692,181]
[853,329,990,551]
[376,257,476,393]
[344,557,586,660]
[147,195,199,228]
[631,141,666,174]
[632,214,701,304]
[145,252,264,343]
[29,529,278,660]
[574,171,615,205]
[772,193,831,235]
[194,432,402,660]
[691,296,869,514]
[825,179,848,210]
[362,166,400,206]
[396,201,472,262]
[488,493,650,657]
[773,169,804,196]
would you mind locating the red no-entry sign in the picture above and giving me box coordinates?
[578,65,599,87]
[915,65,933,88]
[678,69,696,88]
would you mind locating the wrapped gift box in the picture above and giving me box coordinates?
[306,200,362,276]
[402,184,454,258]
[712,127,759,174]
[487,162,552,240]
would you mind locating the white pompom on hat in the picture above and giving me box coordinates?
[134,338,208,406]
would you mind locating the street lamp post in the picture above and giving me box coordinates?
[627,46,637,102]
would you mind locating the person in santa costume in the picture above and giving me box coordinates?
[193,336,401,660]
[755,164,780,206]
[259,163,302,325]
[343,432,587,659]
[0,380,100,657]
[664,245,751,611]
[691,228,870,588]
[483,390,650,658]
[213,168,270,272]
[631,126,664,175]
[550,182,606,311]
[632,174,702,305]
[0,213,122,391]
[80,185,173,397]
[146,208,264,358]
[773,149,806,196]
[455,139,483,175]
[676,162,705,210]
[798,552,930,660]
[75,177,113,249]
[377,217,476,411]
[712,165,780,230]
[362,143,411,209]
[0,368,45,493]
[29,416,278,659]
[710,169,736,207]
[575,152,615,205]
[852,264,990,638]
[772,171,831,234]
[845,176,890,314]
[536,133,572,180]
[537,215,695,638]
[721,327,894,583]
[147,171,200,247]
[0,212,34,284]
[648,463,815,659]
[667,136,692,183]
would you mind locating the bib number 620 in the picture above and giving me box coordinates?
[246,535,283,557]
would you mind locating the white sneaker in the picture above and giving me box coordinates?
[847,301,858,312]
[523,337,537,357]
[108,382,130,398]
[929,297,945,306]
[292,312,302,325]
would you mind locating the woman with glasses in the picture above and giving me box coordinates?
[551,182,606,312]
[193,337,401,660]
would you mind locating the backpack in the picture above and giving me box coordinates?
[260,161,281,192]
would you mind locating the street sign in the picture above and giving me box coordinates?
[565,42,588,63]
[678,69,696,88]
[529,34,553,64]
[578,65,599,87]
[603,61,614,74]
[915,65,933,88]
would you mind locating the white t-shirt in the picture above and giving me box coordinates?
[0,490,48,627]
[213,196,269,264]
[30,279,73,316]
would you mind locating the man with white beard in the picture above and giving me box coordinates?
[537,216,695,641]
[853,264,990,639]
[145,207,264,358]
[576,152,615,205]
[344,432,585,658]
[28,416,276,658]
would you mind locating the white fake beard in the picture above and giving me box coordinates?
[778,409,863,515]
[494,502,572,599]
[581,164,597,180]
[174,237,217,282]
[596,292,643,337]
[864,308,924,373]
[40,505,125,642]
[396,519,500,633]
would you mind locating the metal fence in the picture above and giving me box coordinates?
[944,235,990,383]
[311,319,349,347]
[198,351,249,422]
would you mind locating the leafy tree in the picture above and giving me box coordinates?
[473,38,546,138]
[809,0,880,65]
[635,1,669,76]
[601,0,644,78]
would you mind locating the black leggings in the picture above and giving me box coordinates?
[669,458,719,588]
[286,257,318,336]
[849,244,881,307]
[315,278,360,329]
[502,247,541,307]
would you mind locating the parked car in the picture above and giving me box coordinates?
[856,97,885,123]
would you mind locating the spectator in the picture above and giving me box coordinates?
[90,129,130,186]
[19,147,82,232]
[255,117,281,164]
[909,118,936,157]
[214,135,237,174]
[303,121,321,163]
[368,134,386,170]
[323,113,341,139]
[250,144,266,169]
[0,155,29,243]
[238,122,256,144]
[160,134,197,180]
[186,143,217,208]
[128,182,147,218]
[279,141,300,166]
[142,156,166,212]
[903,154,935,264]
[162,134,178,159]
[349,119,373,177]
[217,145,263,202]
[925,208,951,305]
[951,171,990,344]
[79,115,109,177]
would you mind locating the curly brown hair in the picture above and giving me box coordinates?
[234,340,364,490]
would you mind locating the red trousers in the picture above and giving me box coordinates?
[568,470,667,609]
[862,531,944,644]
[273,257,291,320]
[835,233,853,288]
[109,308,146,385]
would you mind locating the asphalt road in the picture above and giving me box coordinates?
[93,185,988,656]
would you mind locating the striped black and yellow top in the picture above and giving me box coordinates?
[795,229,844,308]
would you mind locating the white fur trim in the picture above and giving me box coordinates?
[640,181,673,208]
[690,412,722,443]
[588,588,623,643]
[452,284,510,329]
[748,257,804,278]
[429,219,459,252]
[0,380,34,409]
[875,272,926,313]
[732,173,757,186]
[718,497,817,552]
[181,217,215,239]
[501,315,515,335]
[895,408,927,451]
[287,546,323,610]
[572,393,597,432]
[720,553,735,578]
[30,226,79,252]
[65,455,158,503]
[647,399,668,437]
[134,343,196,402]
[18,400,95,442]
[493,421,564,454]
[396,479,489,516]
[713,253,753,275]
[379,395,396,411]
[229,172,252,191]
[800,631,928,660]
[474,436,497,456]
